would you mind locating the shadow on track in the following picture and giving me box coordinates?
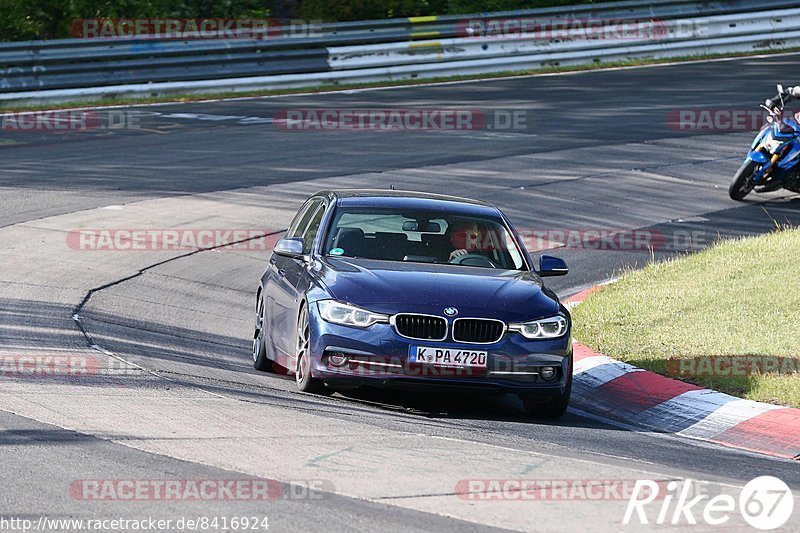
[0,428,96,446]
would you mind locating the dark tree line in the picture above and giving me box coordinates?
[0,0,595,41]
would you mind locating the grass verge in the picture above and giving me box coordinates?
[2,46,800,112]
[572,227,800,407]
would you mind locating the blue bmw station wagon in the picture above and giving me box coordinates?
[253,190,573,418]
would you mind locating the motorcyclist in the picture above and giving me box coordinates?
[765,86,800,111]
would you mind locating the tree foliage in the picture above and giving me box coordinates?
[0,0,597,41]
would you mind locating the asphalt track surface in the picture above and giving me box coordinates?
[2,53,800,531]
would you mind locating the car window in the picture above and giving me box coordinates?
[334,213,447,241]
[323,207,527,270]
[287,199,322,239]
[301,203,326,254]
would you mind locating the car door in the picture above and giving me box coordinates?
[278,199,328,358]
[265,198,321,356]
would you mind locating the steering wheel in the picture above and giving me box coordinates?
[449,253,498,268]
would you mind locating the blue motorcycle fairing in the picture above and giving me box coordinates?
[769,121,799,142]
[748,150,772,183]
[740,114,800,190]
[747,120,799,182]
[750,126,770,150]
[778,116,800,134]
[777,141,800,169]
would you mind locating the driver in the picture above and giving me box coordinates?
[447,221,482,261]
[766,85,800,110]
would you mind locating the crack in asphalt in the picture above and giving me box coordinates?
[71,228,287,348]
[68,229,287,391]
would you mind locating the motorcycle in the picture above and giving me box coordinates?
[729,84,800,201]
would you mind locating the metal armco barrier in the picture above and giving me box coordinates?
[327,10,800,70]
[1,0,799,105]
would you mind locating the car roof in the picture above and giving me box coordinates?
[316,189,500,216]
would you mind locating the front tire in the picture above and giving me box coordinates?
[253,292,273,372]
[294,304,333,395]
[729,160,758,201]
[519,372,572,419]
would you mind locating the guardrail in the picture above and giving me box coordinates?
[328,10,800,70]
[1,0,799,105]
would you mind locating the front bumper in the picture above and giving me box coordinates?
[308,310,572,394]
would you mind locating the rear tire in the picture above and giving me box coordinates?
[519,372,572,419]
[729,160,758,201]
[295,304,333,396]
[253,292,272,372]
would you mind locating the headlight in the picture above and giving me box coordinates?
[508,315,568,339]
[317,300,388,328]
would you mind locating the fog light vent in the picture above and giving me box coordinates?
[327,353,349,367]
[540,366,557,381]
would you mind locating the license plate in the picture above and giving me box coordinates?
[409,346,487,367]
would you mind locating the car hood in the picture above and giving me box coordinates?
[314,257,560,321]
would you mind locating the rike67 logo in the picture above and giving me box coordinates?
[624,476,794,530]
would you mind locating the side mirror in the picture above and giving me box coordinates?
[538,255,568,277]
[274,237,304,258]
[778,84,784,94]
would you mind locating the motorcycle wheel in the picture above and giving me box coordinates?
[729,160,758,201]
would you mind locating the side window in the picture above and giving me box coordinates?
[287,199,322,239]
[301,203,326,254]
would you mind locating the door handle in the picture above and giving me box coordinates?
[278,269,286,277]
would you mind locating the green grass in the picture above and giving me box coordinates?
[3,46,800,112]
[573,228,800,407]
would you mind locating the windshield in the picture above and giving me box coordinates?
[322,207,527,270]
